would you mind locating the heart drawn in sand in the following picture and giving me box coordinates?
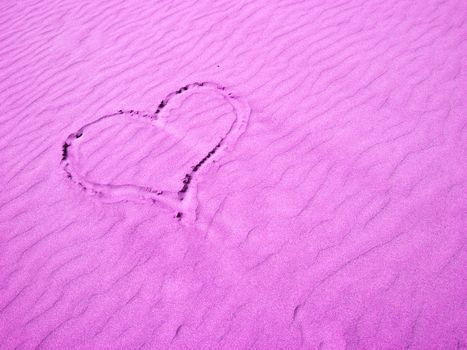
[60,82,251,224]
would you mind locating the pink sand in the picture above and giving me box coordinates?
[1,1,466,349]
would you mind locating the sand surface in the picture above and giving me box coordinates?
[1,1,466,349]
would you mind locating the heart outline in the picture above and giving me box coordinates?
[60,81,251,224]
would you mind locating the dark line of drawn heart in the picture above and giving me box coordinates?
[59,81,251,222]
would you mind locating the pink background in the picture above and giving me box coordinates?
[1,1,466,349]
